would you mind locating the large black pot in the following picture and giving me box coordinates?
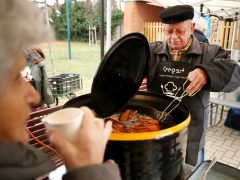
[63,91,190,180]
[64,32,191,180]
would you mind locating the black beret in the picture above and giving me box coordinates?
[160,5,194,24]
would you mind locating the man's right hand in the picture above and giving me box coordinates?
[186,68,208,95]
[46,106,112,170]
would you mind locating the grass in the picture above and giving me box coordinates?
[42,42,236,104]
[39,41,101,98]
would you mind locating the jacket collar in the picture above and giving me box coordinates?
[186,36,203,55]
[153,36,202,56]
[0,142,56,179]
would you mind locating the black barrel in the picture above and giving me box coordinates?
[63,91,190,180]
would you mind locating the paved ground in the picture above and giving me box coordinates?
[205,107,240,170]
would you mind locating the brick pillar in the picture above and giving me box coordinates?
[124,1,164,35]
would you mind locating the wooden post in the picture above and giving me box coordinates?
[94,26,97,46]
[224,21,229,49]
[89,25,91,45]
[231,21,237,50]
[237,21,240,50]
[228,22,234,49]
[219,21,225,47]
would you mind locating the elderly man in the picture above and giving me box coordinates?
[147,5,240,166]
[0,0,120,179]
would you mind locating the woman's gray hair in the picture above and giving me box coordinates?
[0,0,54,89]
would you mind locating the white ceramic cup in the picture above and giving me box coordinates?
[42,108,84,139]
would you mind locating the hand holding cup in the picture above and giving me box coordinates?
[44,106,112,170]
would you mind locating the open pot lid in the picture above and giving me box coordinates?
[91,33,150,117]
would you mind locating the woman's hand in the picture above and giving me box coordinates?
[46,106,112,170]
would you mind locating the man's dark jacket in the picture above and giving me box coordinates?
[148,36,240,165]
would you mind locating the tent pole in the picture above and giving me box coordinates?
[100,0,104,59]
[200,4,204,17]
[66,0,72,60]
[106,0,111,51]
[44,0,56,75]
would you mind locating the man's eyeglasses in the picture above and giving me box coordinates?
[164,28,188,36]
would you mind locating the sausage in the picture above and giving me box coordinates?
[119,109,137,121]
[106,118,126,133]
[107,109,161,133]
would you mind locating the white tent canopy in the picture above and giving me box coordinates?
[143,0,240,20]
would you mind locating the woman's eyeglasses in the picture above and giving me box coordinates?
[164,27,188,36]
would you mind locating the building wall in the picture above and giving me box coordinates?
[124,1,163,35]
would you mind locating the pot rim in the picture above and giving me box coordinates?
[109,114,191,141]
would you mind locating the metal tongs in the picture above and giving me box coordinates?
[157,79,200,123]
[126,79,200,126]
